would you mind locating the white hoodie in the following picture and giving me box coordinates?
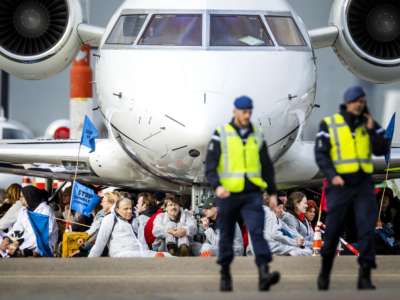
[10,202,58,253]
[0,200,22,231]
[89,213,154,257]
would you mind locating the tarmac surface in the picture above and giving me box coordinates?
[0,256,399,300]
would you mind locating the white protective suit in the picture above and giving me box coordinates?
[152,209,197,249]
[89,213,159,257]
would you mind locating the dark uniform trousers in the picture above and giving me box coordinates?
[216,192,272,267]
[322,178,377,269]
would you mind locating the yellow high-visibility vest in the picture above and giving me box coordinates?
[217,123,268,193]
[324,113,373,174]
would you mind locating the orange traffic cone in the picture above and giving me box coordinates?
[312,223,322,256]
[154,252,165,258]
[200,250,213,257]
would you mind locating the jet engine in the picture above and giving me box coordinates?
[330,0,400,83]
[0,0,83,79]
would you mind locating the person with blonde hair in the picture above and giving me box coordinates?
[74,191,122,256]
[0,183,23,232]
[87,191,120,236]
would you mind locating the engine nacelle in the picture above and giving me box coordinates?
[0,0,83,80]
[330,0,400,83]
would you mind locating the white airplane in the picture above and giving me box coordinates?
[0,0,400,204]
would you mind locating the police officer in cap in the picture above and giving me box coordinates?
[205,95,280,292]
[315,86,390,290]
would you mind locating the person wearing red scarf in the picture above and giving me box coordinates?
[281,192,313,250]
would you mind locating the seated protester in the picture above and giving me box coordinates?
[0,184,23,232]
[87,192,120,236]
[89,198,164,257]
[152,195,197,256]
[135,192,159,248]
[60,186,72,220]
[248,196,311,256]
[305,200,318,234]
[154,192,166,209]
[197,197,243,257]
[277,191,288,207]
[0,233,9,258]
[9,186,58,256]
[378,189,398,226]
[143,195,164,249]
[71,212,93,232]
[281,191,313,249]
[73,192,120,256]
[270,199,312,256]
[375,189,400,254]
[375,222,400,255]
[0,234,21,258]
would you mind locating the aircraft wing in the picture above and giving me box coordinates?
[0,138,183,191]
[1,139,399,191]
[0,139,97,184]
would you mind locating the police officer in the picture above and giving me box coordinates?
[205,95,280,292]
[315,86,390,290]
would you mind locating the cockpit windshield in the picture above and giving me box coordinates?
[210,15,273,47]
[104,12,308,49]
[106,14,147,45]
[138,14,202,46]
[265,16,306,46]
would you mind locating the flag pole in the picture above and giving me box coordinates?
[67,141,82,230]
[317,179,327,224]
[317,199,323,224]
[377,160,391,228]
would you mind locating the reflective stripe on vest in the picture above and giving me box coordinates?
[217,123,268,193]
[324,113,373,174]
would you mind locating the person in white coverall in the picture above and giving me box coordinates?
[89,198,168,258]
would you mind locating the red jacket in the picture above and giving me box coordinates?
[144,208,163,247]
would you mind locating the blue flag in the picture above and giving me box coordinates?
[27,211,52,257]
[385,113,396,164]
[80,115,99,153]
[71,181,100,217]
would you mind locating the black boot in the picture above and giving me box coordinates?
[258,264,280,291]
[358,266,376,290]
[178,244,190,257]
[317,272,330,291]
[166,243,177,256]
[220,266,233,292]
[317,255,333,291]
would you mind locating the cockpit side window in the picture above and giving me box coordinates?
[265,16,306,46]
[210,15,273,47]
[106,14,147,45]
[138,14,202,46]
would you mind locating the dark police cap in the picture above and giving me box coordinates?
[202,197,216,209]
[343,86,366,103]
[234,96,253,110]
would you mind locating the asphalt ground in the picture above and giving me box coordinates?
[0,256,399,300]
